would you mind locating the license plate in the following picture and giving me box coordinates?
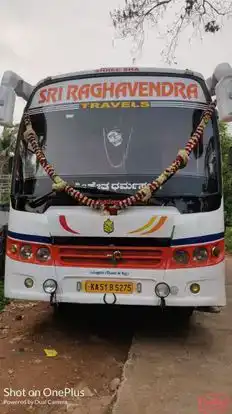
[84,280,134,294]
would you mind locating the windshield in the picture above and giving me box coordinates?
[12,75,221,204]
[13,104,220,198]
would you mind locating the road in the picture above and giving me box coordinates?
[0,258,232,414]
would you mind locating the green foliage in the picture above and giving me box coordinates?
[0,124,18,204]
[220,122,232,251]
[225,227,232,252]
[220,122,232,225]
[0,124,18,152]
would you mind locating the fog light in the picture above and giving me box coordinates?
[155,282,170,298]
[43,279,57,294]
[20,244,33,259]
[36,247,51,262]
[190,283,200,294]
[193,247,208,262]
[173,250,189,264]
[212,246,220,257]
[24,278,34,288]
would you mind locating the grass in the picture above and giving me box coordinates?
[0,280,9,312]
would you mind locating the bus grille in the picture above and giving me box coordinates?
[55,245,166,269]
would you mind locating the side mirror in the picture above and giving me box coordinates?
[228,147,232,166]
[215,76,232,122]
[0,85,16,127]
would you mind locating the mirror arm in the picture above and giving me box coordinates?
[1,71,34,102]
[207,63,232,97]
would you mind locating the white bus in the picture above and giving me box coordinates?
[1,64,232,317]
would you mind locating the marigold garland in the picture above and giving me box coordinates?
[23,100,216,214]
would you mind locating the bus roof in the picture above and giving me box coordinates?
[35,67,205,87]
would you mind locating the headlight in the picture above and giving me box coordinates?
[155,282,170,298]
[193,247,208,262]
[173,250,189,264]
[36,247,51,262]
[20,244,33,259]
[212,246,220,257]
[43,279,57,294]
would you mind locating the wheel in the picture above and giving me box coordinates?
[0,253,5,278]
[0,226,6,279]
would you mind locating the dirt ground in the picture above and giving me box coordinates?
[0,258,232,414]
[0,303,133,413]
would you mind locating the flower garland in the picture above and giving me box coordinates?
[23,100,216,214]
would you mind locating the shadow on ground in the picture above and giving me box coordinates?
[26,304,208,346]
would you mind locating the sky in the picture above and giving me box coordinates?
[0,0,232,124]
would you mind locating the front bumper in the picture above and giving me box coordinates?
[4,258,226,307]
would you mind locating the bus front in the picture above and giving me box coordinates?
[5,68,225,312]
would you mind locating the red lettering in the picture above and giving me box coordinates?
[102,82,115,98]
[187,83,198,99]
[37,78,200,106]
[161,82,174,97]
[127,82,139,97]
[115,83,128,98]
[67,85,79,101]
[174,82,186,99]
[90,84,103,98]
[149,82,161,97]
[139,82,149,97]
[47,88,59,103]
[38,88,47,104]
[78,84,90,100]
[58,87,63,101]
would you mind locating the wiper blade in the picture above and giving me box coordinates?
[16,186,133,208]
[12,191,56,208]
[149,193,218,200]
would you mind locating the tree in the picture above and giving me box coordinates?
[0,125,18,204]
[110,0,232,63]
[220,121,232,227]
[0,125,18,156]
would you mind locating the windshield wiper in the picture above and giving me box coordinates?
[15,186,134,208]
[149,193,218,200]
[14,187,219,209]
